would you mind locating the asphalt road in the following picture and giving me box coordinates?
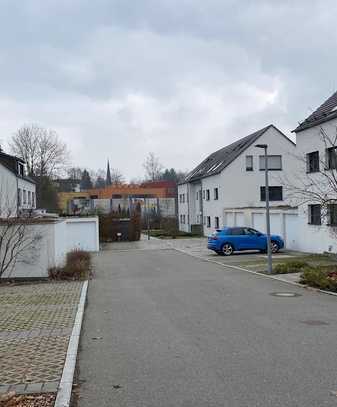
[78,246,337,407]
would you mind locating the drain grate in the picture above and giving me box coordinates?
[300,320,330,326]
[270,292,302,298]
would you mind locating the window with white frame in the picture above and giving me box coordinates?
[32,192,35,207]
[28,191,31,205]
[308,204,321,225]
[18,189,22,206]
[328,204,337,226]
[23,190,27,204]
[246,155,253,171]
[215,216,219,229]
[259,155,282,171]
[214,188,219,200]
[206,189,210,201]
[207,216,211,228]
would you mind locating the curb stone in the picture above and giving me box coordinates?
[173,248,337,298]
[54,280,88,407]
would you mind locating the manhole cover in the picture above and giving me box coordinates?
[300,320,330,326]
[270,292,302,298]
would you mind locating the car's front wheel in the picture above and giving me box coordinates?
[271,241,280,253]
[222,243,234,256]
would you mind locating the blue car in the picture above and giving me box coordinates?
[207,226,284,256]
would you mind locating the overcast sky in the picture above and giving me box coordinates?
[1,0,337,180]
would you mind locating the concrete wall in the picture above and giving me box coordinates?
[1,217,99,279]
[295,117,337,253]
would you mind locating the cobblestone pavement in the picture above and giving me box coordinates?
[0,281,83,395]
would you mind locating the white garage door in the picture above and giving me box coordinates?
[224,212,235,227]
[270,213,283,236]
[252,213,265,233]
[284,213,299,250]
[235,212,245,226]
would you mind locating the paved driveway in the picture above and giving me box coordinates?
[78,242,337,407]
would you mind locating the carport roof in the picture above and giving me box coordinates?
[183,124,280,183]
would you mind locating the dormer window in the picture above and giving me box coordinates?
[18,162,24,176]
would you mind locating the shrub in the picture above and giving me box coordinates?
[49,250,91,280]
[300,266,337,292]
[273,261,309,274]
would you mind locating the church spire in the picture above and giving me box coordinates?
[106,159,112,186]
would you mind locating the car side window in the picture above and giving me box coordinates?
[231,227,245,235]
[246,228,258,235]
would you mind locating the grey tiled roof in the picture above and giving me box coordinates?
[184,124,274,183]
[293,91,337,133]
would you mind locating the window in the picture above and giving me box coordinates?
[28,191,31,205]
[207,216,211,228]
[32,192,35,207]
[203,190,205,200]
[18,189,22,206]
[230,227,245,235]
[260,186,283,201]
[308,204,321,225]
[23,190,27,204]
[196,191,199,200]
[306,151,320,173]
[328,204,337,226]
[215,216,219,229]
[326,147,337,170]
[18,163,24,176]
[206,189,210,201]
[203,216,206,225]
[259,155,282,170]
[246,155,253,171]
[214,188,219,200]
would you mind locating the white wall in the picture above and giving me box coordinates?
[1,217,99,279]
[178,183,189,232]
[18,178,36,211]
[295,117,337,253]
[0,163,17,217]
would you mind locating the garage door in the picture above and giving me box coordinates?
[284,213,299,250]
[224,212,235,227]
[235,212,244,226]
[270,213,282,236]
[252,213,265,232]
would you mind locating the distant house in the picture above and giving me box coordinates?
[178,125,299,243]
[0,150,36,217]
[293,90,337,253]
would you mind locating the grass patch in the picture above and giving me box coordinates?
[300,265,337,292]
[49,250,91,281]
[273,260,309,274]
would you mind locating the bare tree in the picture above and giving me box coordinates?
[67,167,83,180]
[10,124,70,178]
[0,191,41,279]
[110,168,125,185]
[282,125,337,227]
[143,152,163,181]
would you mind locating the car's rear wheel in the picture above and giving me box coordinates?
[222,243,234,256]
[271,241,280,253]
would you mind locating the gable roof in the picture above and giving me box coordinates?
[0,151,35,184]
[293,91,337,133]
[184,124,287,183]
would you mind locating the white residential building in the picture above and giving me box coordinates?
[178,124,299,243]
[0,150,36,217]
[293,90,337,253]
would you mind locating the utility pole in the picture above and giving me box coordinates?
[255,144,272,274]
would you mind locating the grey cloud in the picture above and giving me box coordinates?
[0,1,337,179]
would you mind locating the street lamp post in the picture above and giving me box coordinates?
[255,144,272,274]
